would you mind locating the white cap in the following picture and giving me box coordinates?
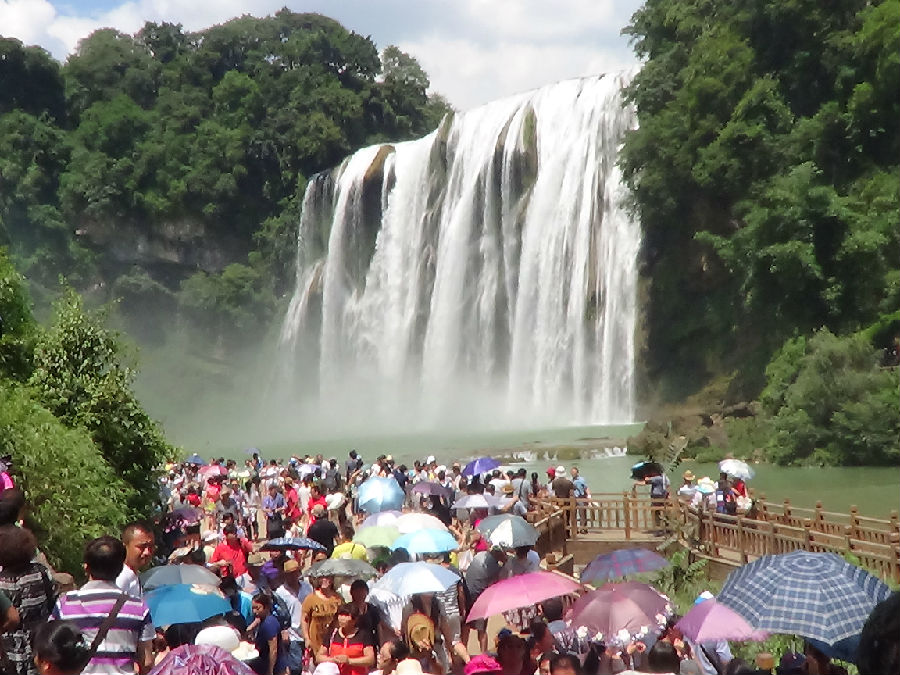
[195,625,239,651]
[426,455,436,464]
[556,465,565,474]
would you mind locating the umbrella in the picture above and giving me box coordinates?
[475,514,539,547]
[150,644,256,675]
[141,564,221,590]
[297,463,319,476]
[391,529,459,554]
[145,584,231,625]
[308,558,376,578]
[567,582,672,644]
[186,453,206,465]
[580,549,670,584]
[358,476,405,513]
[719,459,755,480]
[359,510,402,529]
[199,464,227,477]
[806,635,860,664]
[467,572,582,622]
[259,537,326,552]
[165,507,202,525]
[696,477,716,494]
[396,512,448,534]
[353,526,401,548]
[676,597,769,642]
[243,447,260,456]
[630,461,663,481]
[371,562,461,596]
[331,542,369,560]
[462,457,501,476]
[452,494,498,510]
[716,550,891,645]
[412,481,454,498]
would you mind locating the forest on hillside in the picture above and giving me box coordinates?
[622,0,899,465]
[0,10,449,344]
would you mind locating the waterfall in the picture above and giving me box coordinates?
[277,71,640,433]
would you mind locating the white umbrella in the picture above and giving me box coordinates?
[371,562,460,596]
[395,512,448,534]
[719,459,755,480]
[452,494,498,510]
[359,510,402,530]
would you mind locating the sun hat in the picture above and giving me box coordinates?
[313,663,341,675]
[396,659,426,675]
[195,625,258,661]
[556,465,565,475]
[696,477,716,494]
[682,470,696,481]
[464,654,502,675]
[283,559,300,573]
[502,484,515,495]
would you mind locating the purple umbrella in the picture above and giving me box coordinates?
[676,597,770,642]
[462,457,501,476]
[567,582,673,644]
[411,481,454,498]
[580,548,670,584]
[150,644,256,675]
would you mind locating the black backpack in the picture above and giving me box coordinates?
[269,591,293,632]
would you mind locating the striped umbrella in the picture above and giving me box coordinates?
[717,551,891,645]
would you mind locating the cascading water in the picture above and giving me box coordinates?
[278,71,640,434]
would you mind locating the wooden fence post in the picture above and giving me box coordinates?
[849,506,860,540]
[814,501,825,532]
[623,492,631,540]
[737,515,748,564]
[783,498,792,524]
[803,519,814,551]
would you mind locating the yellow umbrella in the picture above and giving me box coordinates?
[331,542,368,560]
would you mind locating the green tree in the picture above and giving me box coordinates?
[0,39,67,122]
[28,291,173,514]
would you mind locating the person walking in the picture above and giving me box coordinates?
[115,522,155,599]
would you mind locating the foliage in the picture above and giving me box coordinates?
[0,384,131,576]
[0,249,36,380]
[623,0,900,401]
[760,329,899,465]
[648,548,712,613]
[28,290,174,513]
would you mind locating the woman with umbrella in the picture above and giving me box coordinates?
[247,594,288,675]
[317,604,376,675]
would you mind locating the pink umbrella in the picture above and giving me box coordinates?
[150,645,255,675]
[466,572,582,622]
[676,598,770,642]
[199,464,227,477]
[567,582,672,644]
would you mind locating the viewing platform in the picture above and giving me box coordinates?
[530,492,900,584]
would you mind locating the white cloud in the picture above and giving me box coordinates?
[0,0,641,110]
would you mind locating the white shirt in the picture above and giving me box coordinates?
[115,564,142,599]
[276,581,313,641]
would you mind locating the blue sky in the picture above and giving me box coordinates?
[0,0,643,109]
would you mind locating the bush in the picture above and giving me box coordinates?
[0,384,131,575]
[762,329,900,465]
[0,249,36,381]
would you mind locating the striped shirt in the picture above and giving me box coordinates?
[52,580,154,675]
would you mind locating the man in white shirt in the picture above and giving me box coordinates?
[115,522,154,599]
[275,559,313,675]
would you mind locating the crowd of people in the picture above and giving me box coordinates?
[0,450,894,675]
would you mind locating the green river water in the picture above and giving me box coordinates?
[194,423,899,519]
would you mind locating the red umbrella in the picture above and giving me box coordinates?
[150,645,256,675]
[466,572,582,622]
[567,582,673,644]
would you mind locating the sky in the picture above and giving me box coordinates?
[0,0,643,110]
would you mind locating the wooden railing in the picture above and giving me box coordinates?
[532,493,900,583]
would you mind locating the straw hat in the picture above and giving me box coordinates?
[283,559,300,573]
[682,470,696,482]
[396,659,426,675]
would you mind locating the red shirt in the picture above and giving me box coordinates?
[308,495,327,515]
[286,487,300,520]
[210,538,252,577]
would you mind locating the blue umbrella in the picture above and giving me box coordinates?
[371,562,461,595]
[259,537,326,552]
[717,551,892,644]
[145,584,231,626]
[391,529,459,554]
[581,548,670,584]
[806,635,860,664]
[186,453,206,465]
[462,457,501,476]
[244,447,260,456]
[357,476,405,513]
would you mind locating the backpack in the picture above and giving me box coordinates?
[270,591,293,632]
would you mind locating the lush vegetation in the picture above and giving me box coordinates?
[0,251,171,573]
[623,0,899,463]
[0,11,450,345]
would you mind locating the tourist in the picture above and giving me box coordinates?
[570,467,589,499]
[302,575,343,664]
[276,559,312,675]
[248,593,288,675]
[857,591,899,675]
[677,472,697,501]
[549,653,583,675]
[31,621,91,675]
[210,523,254,588]
[401,592,456,673]
[308,505,339,556]
[115,521,155,599]
[496,632,527,675]
[52,536,154,675]
[525,623,554,675]
[551,467,574,499]
[0,525,57,675]
[540,597,585,655]
[463,546,507,653]
[466,654,502,675]
[801,642,847,675]
[371,639,410,675]
[263,484,287,539]
[348,580,382,643]
[510,469,534,512]
[318,604,375,675]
